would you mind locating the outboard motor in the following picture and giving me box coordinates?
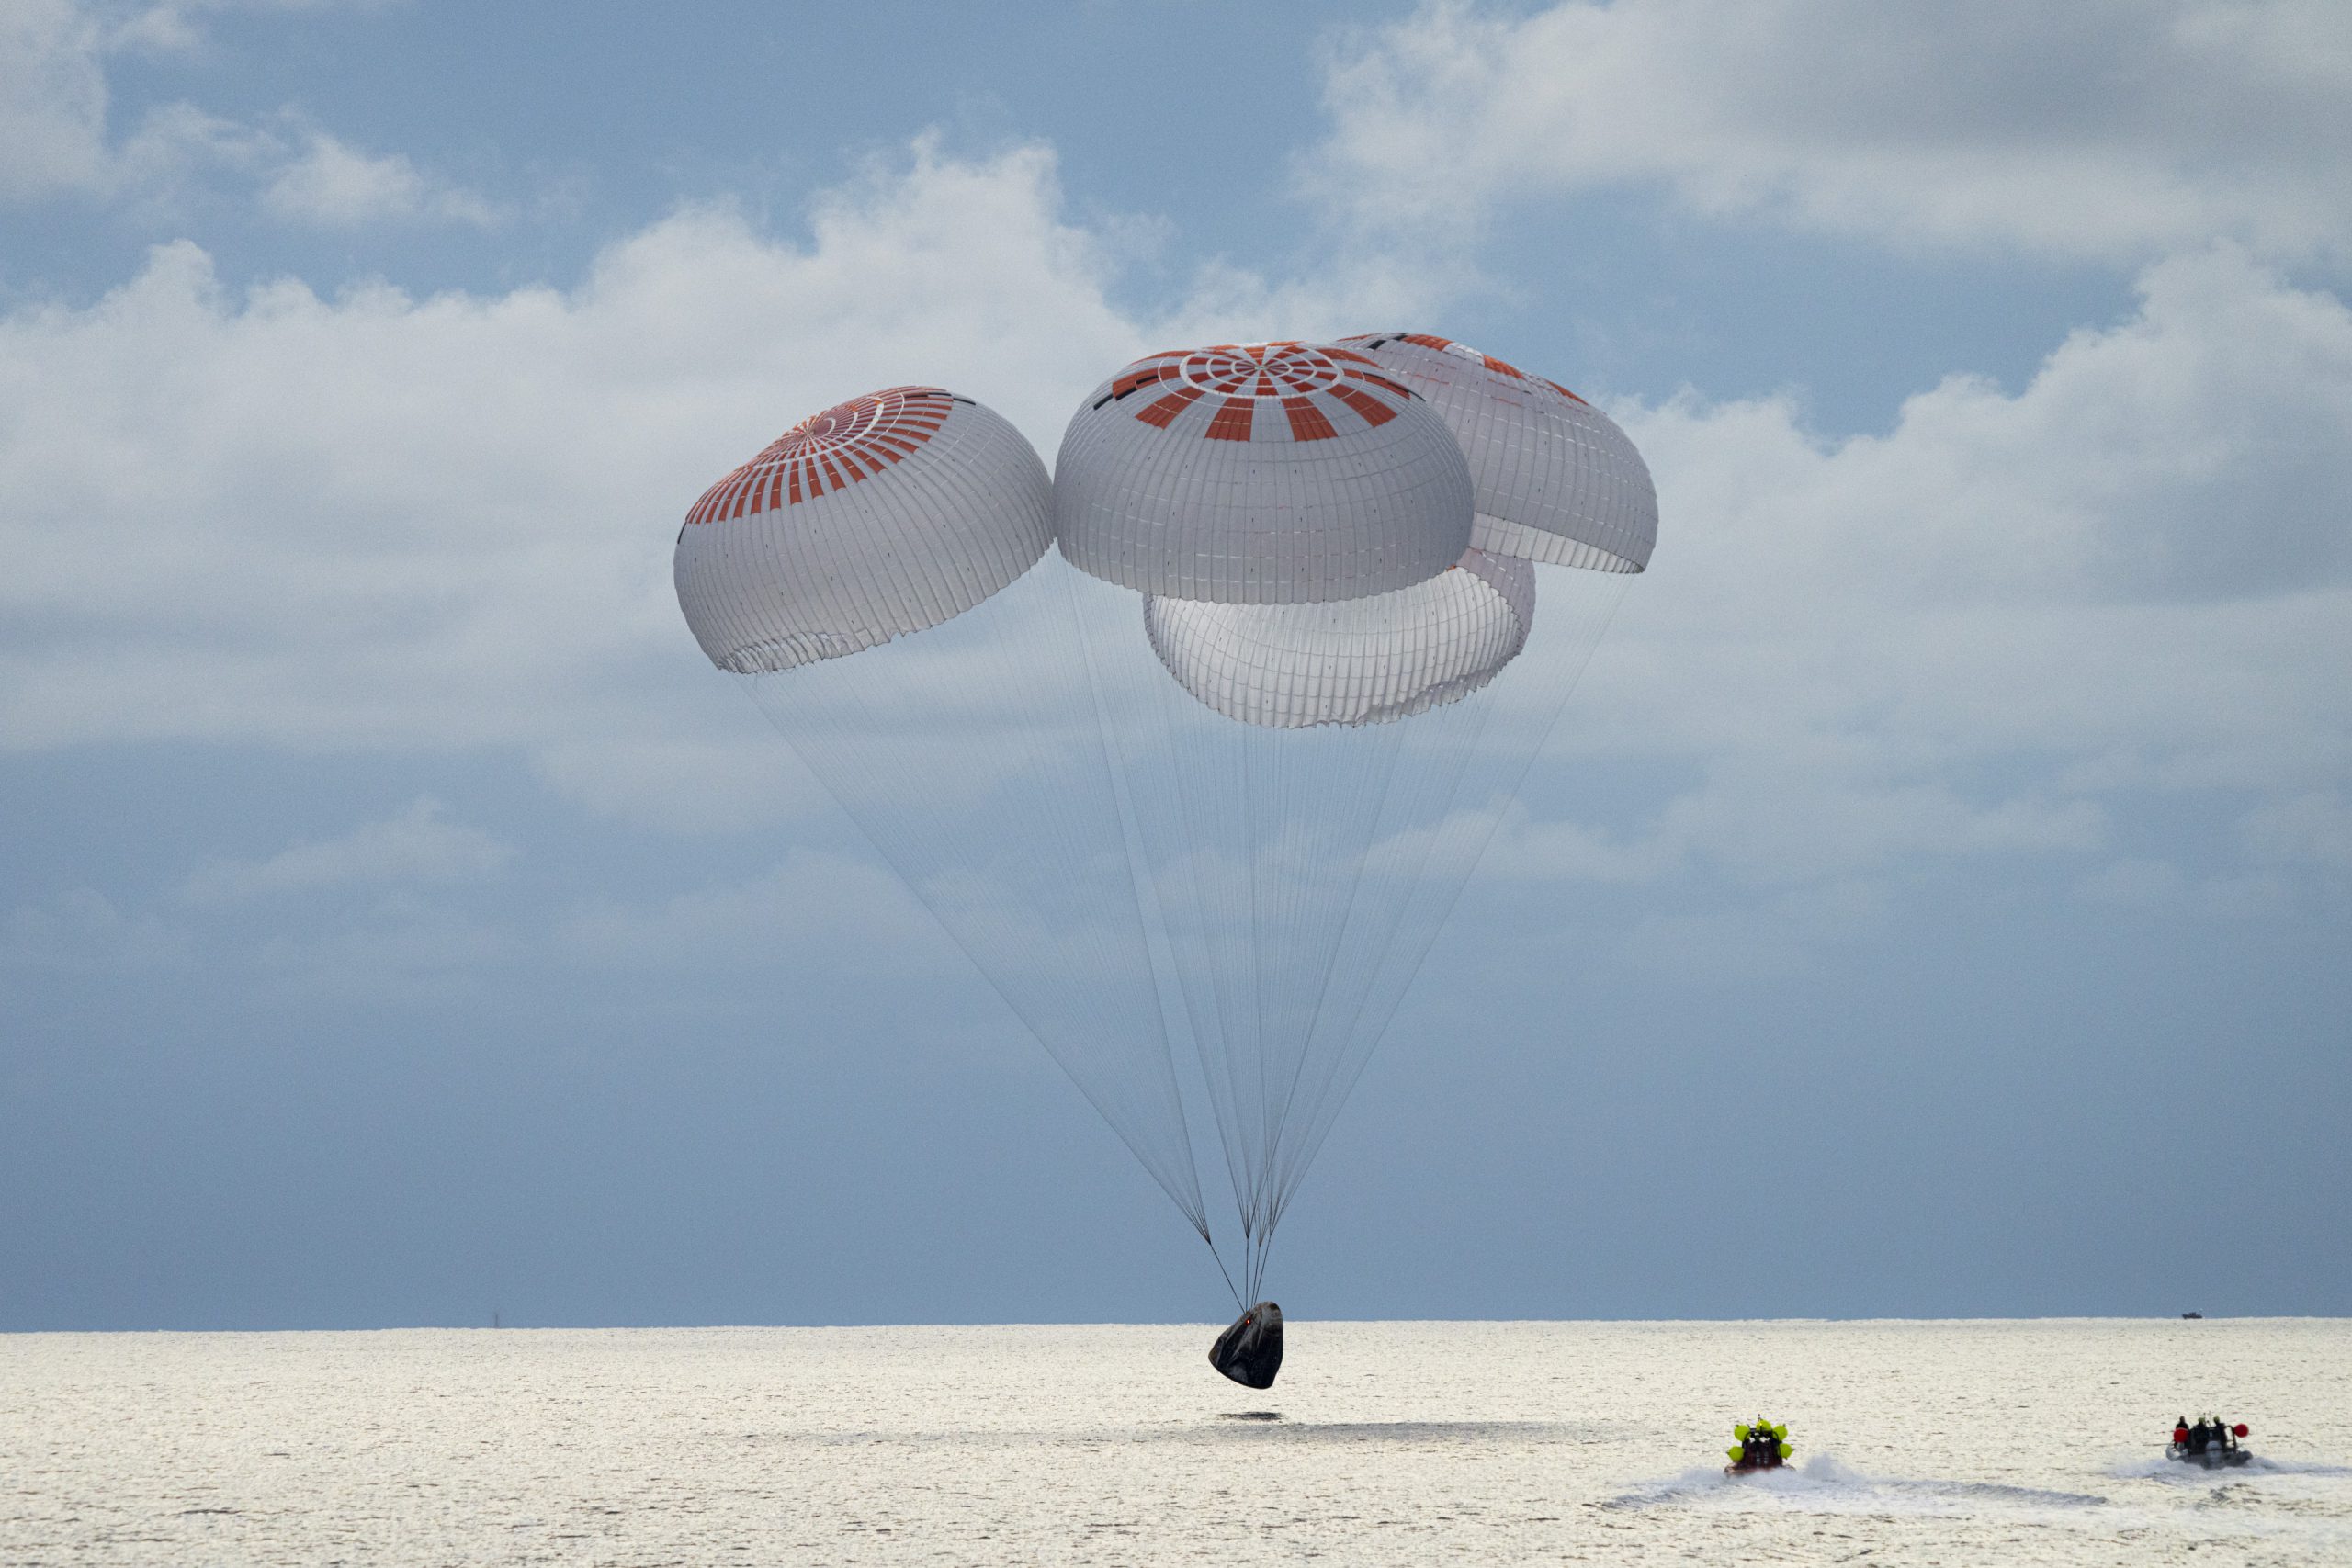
[1210,1302,1283,1389]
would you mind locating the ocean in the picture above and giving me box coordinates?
[5,1318,2346,1564]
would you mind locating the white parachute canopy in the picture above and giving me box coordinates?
[1333,333,1657,572]
[673,386,1053,671]
[676,342,1653,1308]
[1054,341,1471,603]
[1144,547,1534,730]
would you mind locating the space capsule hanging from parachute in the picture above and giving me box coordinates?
[672,339,1656,1381]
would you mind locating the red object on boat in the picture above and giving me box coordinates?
[2234,1424,2250,1438]
[2174,1425,2190,1442]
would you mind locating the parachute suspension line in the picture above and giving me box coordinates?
[1204,702,1260,1242]
[1262,686,1498,1225]
[1240,702,1274,1248]
[1249,727,1295,1244]
[1265,570,1636,1228]
[1271,585,1623,1231]
[1181,666,1267,1249]
[1244,728,1310,1253]
[1251,701,1416,1226]
[999,560,1624,1286]
[1248,1220,1274,1305]
[1261,709,1476,1241]
[1069,569,1258,1258]
[1074,564,1533,1292]
[1204,708,1261,1242]
[1083,555,1349,1298]
[1060,555,1214,1245]
[743,557,1213,1242]
[1248,683,1417,1268]
[677,364,1656,1321]
[1205,1231,1245,1313]
[1182,717,1257,1246]
[1159,660,1257,1247]
[1261,724,1458,1222]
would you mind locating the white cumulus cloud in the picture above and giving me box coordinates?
[555,850,937,973]
[1470,245,2352,898]
[0,0,488,223]
[1307,0,2352,263]
[0,140,1419,833]
[1,886,191,973]
[181,796,514,903]
[260,130,500,227]
[0,137,2344,922]
[0,0,113,200]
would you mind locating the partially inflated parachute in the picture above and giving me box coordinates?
[1142,547,1533,730]
[675,337,1655,1339]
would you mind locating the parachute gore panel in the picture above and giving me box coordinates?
[674,387,1053,673]
[1335,333,1657,572]
[1143,548,1534,729]
[1055,343,1472,605]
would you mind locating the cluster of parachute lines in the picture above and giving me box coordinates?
[673,335,1657,1307]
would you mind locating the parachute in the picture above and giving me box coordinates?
[1142,548,1534,730]
[1329,333,1657,573]
[675,387,1051,673]
[673,339,1656,1321]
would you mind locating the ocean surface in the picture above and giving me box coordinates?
[5,1318,2346,1564]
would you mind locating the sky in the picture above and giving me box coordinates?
[2,0,2347,1332]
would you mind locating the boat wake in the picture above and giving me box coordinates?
[2112,1454,2352,1483]
[1602,1453,2105,1516]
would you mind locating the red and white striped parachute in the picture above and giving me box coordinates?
[674,337,1654,1307]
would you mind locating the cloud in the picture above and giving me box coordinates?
[0,0,111,200]
[0,130,2344,930]
[2076,855,2189,908]
[2242,791,2352,872]
[555,850,937,973]
[1474,773,2106,890]
[243,896,523,1003]
[1467,244,2352,900]
[259,130,500,227]
[180,796,514,903]
[0,0,483,222]
[532,736,818,838]
[1307,0,2352,263]
[2075,856,2288,919]
[0,138,1422,830]
[1,886,191,973]
[109,2,393,54]
[1616,876,1890,979]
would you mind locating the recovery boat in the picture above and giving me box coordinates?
[2168,1416,2252,1468]
[1724,1417,1792,1475]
